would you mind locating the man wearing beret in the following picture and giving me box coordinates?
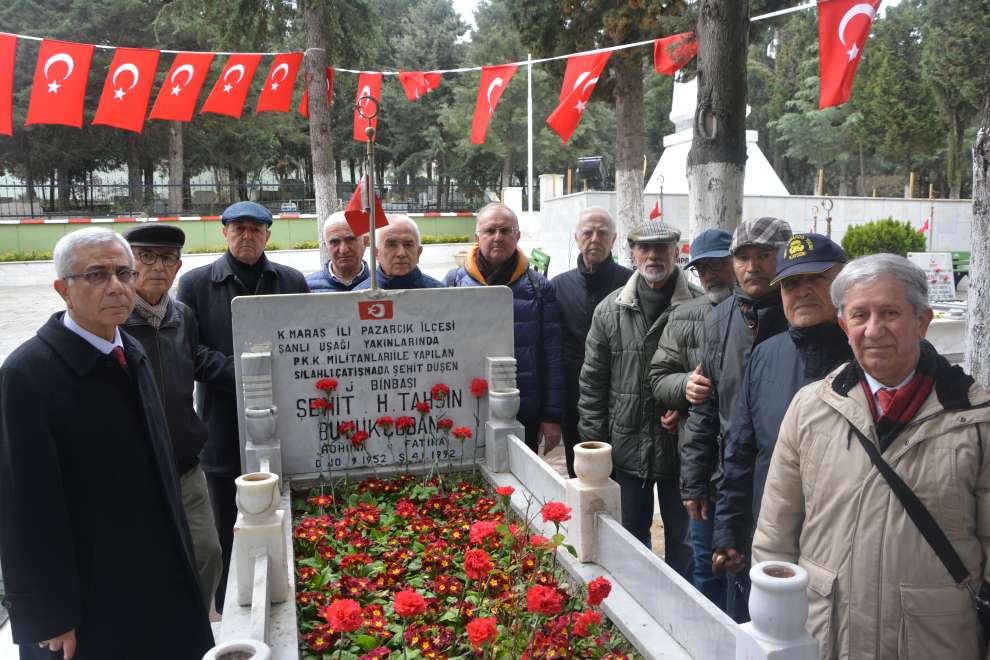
[123,224,226,612]
[178,201,309,611]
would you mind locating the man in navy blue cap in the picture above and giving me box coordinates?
[177,201,308,612]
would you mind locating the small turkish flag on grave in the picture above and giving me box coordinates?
[398,70,441,102]
[201,54,262,118]
[649,200,661,220]
[25,39,95,128]
[471,64,517,144]
[917,217,930,235]
[0,33,16,136]
[653,32,697,76]
[257,52,302,113]
[353,72,382,142]
[298,67,334,118]
[149,52,215,122]
[92,48,160,133]
[344,174,389,236]
[818,0,880,109]
[359,300,394,320]
[547,52,609,144]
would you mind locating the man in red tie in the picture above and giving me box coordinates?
[752,253,990,659]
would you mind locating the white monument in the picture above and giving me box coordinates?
[644,78,789,197]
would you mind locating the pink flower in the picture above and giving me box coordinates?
[351,430,369,448]
[337,421,356,438]
[376,415,394,431]
[495,486,514,497]
[574,609,602,637]
[469,520,498,544]
[396,416,416,431]
[310,398,331,412]
[414,401,431,415]
[436,418,454,432]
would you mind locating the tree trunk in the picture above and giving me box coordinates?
[501,154,513,190]
[966,54,990,387]
[948,109,963,199]
[127,136,142,211]
[143,160,154,210]
[303,0,338,266]
[168,121,184,213]
[613,50,645,263]
[57,167,71,212]
[858,140,866,197]
[687,0,749,238]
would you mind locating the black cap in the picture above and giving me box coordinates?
[771,233,847,285]
[221,201,273,226]
[124,224,186,248]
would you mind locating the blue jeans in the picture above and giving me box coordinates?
[612,470,692,579]
[689,514,728,610]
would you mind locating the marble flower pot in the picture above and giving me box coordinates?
[235,472,280,524]
[573,441,612,486]
[489,388,520,422]
[202,638,272,660]
[748,561,810,643]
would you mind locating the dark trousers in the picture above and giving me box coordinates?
[561,420,579,478]
[205,471,237,613]
[612,469,692,578]
[523,421,540,453]
[689,512,728,609]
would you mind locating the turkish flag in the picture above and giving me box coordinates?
[25,39,95,128]
[353,72,382,142]
[344,174,389,236]
[0,34,16,136]
[148,52,215,122]
[257,52,302,113]
[358,300,393,320]
[398,70,441,102]
[653,32,698,76]
[560,52,609,103]
[818,0,880,109]
[471,64,517,145]
[649,200,661,220]
[546,53,609,144]
[298,67,334,118]
[92,48,160,133]
[917,217,930,235]
[201,54,262,118]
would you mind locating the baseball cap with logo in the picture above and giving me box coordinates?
[771,233,848,285]
[730,217,792,254]
[627,220,681,245]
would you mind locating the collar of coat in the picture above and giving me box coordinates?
[38,312,148,378]
[210,251,276,284]
[125,294,181,330]
[465,244,530,285]
[616,268,696,310]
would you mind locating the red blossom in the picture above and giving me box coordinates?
[396,415,416,431]
[526,584,563,616]
[309,398,331,412]
[351,430,370,448]
[415,401,431,415]
[393,589,427,618]
[431,383,450,400]
[376,415,394,431]
[470,378,489,398]
[574,610,602,637]
[436,418,454,432]
[587,576,612,606]
[315,378,338,393]
[452,426,473,441]
[541,501,572,524]
[495,486,514,497]
[463,548,493,580]
[321,598,364,632]
[530,534,550,548]
[469,520,498,545]
[337,420,357,438]
[358,648,390,660]
[466,617,498,649]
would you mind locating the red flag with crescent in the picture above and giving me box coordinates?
[818,0,881,109]
[398,70,441,102]
[344,174,389,236]
[546,52,610,144]
[0,33,16,136]
[471,64,518,145]
[649,200,662,220]
[201,54,262,118]
[257,52,302,113]
[149,52,215,122]
[92,48,160,133]
[353,72,382,142]
[298,67,334,118]
[653,32,697,75]
[25,39,95,128]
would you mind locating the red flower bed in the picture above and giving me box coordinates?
[293,475,636,658]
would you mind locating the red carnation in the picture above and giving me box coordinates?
[469,520,497,544]
[414,401,431,415]
[337,420,356,438]
[495,486,514,497]
[351,430,370,448]
[376,415,394,431]
[310,398,331,412]
[526,584,562,616]
[431,383,450,400]
[321,598,364,632]
[541,501,571,524]
[587,576,612,606]
[463,548,494,580]
[315,378,338,393]
[392,589,427,618]
[573,609,602,637]
[466,616,498,649]
[452,426,473,441]
[470,378,488,398]
[437,418,454,432]
[396,415,416,431]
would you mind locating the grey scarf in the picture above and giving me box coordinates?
[134,293,169,329]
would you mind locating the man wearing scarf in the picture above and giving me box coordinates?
[445,203,564,455]
[753,253,990,659]
[711,234,850,580]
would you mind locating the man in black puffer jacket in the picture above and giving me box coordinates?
[551,208,632,476]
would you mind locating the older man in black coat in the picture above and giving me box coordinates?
[0,227,213,659]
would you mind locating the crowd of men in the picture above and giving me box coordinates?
[0,198,987,659]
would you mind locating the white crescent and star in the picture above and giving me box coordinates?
[43,53,74,94]
[222,63,246,93]
[270,62,290,91]
[574,75,599,112]
[169,63,195,95]
[111,62,140,100]
[358,85,374,112]
[486,77,504,115]
[837,3,877,62]
[367,303,386,318]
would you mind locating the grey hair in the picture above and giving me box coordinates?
[53,227,134,279]
[576,207,617,235]
[830,253,930,318]
[475,202,519,232]
[321,211,354,240]
[378,214,421,245]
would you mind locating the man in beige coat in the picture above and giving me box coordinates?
[753,253,990,659]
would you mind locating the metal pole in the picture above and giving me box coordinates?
[357,95,380,290]
[527,53,534,216]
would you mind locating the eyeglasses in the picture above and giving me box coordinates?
[690,263,722,276]
[64,267,138,286]
[135,251,180,267]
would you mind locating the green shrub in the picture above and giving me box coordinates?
[292,240,320,249]
[840,217,926,258]
[183,245,228,254]
[421,234,472,245]
[0,249,53,262]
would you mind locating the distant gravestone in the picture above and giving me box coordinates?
[232,288,515,480]
[907,252,956,302]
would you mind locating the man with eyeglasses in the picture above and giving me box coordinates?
[122,224,226,613]
[178,200,309,612]
[0,227,214,658]
[306,211,370,292]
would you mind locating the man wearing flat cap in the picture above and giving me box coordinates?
[123,224,226,612]
[579,219,701,575]
[178,201,309,611]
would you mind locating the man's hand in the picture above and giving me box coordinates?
[712,548,745,576]
[539,421,561,454]
[39,629,76,659]
[682,498,710,521]
[685,363,712,406]
[660,409,680,432]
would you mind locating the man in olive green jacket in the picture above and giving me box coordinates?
[578,219,702,575]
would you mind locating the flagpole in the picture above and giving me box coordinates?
[527,53,534,217]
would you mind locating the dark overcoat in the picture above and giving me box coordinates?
[0,313,213,659]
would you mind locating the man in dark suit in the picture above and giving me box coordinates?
[0,227,213,659]
[178,200,309,611]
